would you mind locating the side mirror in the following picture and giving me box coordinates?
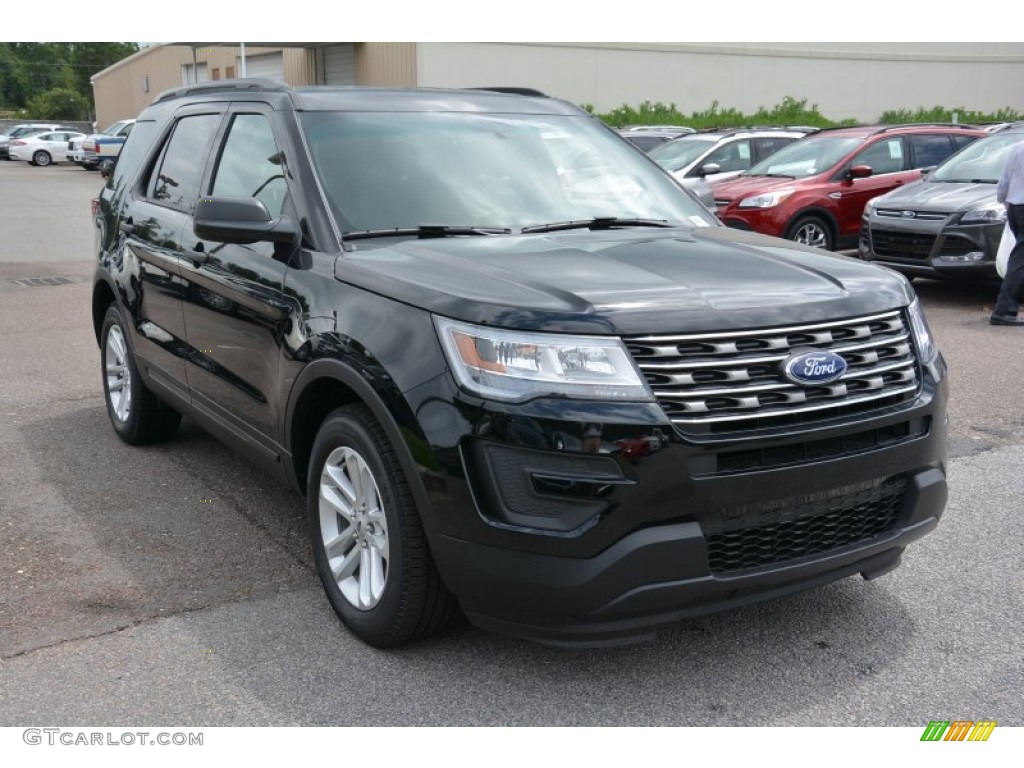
[698,162,721,178]
[193,197,296,244]
[846,164,873,180]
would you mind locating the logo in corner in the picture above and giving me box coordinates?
[781,350,847,386]
[920,720,997,742]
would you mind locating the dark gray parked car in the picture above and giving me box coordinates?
[859,124,1024,280]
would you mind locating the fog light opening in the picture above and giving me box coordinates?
[938,251,985,263]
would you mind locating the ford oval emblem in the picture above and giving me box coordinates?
[782,350,847,385]
[901,210,916,218]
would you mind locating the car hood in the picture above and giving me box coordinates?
[334,227,912,335]
[710,174,805,203]
[871,179,997,212]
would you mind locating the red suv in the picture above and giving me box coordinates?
[711,124,984,250]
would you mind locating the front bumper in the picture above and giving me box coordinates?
[441,469,941,646]
[415,358,949,647]
[859,217,1002,279]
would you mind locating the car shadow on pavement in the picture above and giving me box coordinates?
[7,402,919,726]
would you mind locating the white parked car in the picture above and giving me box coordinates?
[648,127,817,187]
[8,130,87,166]
[0,123,65,159]
[66,135,88,164]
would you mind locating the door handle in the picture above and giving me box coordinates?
[185,249,209,266]
[118,220,134,235]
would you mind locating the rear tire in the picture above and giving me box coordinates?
[32,150,52,167]
[100,304,181,445]
[307,404,457,648]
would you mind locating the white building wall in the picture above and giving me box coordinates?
[415,43,1024,122]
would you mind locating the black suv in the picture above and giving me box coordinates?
[92,80,948,648]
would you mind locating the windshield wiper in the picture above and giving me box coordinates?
[342,225,512,241]
[520,217,673,234]
[758,173,796,179]
[940,178,996,184]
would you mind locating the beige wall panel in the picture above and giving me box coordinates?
[355,43,417,87]
[415,42,1024,123]
[92,45,314,126]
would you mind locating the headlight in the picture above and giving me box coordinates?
[906,298,936,363]
[738,189,795,209]
[961,201,1006,224]
[434,317,653,402]
[864,198,880,215]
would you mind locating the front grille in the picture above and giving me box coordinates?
[870,229,937,259]
[875,209,949,221]
[624,311,920,434]
[704,478,907,573]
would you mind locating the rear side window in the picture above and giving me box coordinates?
[952,135,977,152]
[148,114,220,211]
[754,137,794,161]
[909,134,955,168]
[108,120,158,192]
[210,114,287,216]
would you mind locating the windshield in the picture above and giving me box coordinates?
[745,136,862,177]
[929,132,1024,183]
[648,137,718,172]
[300,112,716,235]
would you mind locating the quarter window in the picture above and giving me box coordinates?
[909,134,955,168]
[149,114,220,210]
[210,114,287,216]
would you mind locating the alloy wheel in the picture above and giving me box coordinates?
[318,446,390,610]
[105,325,132,422]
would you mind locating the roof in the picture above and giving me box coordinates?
[148,79,583,116]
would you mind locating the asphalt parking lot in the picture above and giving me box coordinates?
[0,160,1022,727]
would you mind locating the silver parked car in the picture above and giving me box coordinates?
[859,123,1024,280]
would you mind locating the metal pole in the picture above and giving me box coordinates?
[192,46,198,83]
[240,42,247,78]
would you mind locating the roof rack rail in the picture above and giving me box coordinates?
[468,87,548,97]
[870,122,978,134]
[620,125,694,133]
[695,125,819,137]
[152,78,291,105]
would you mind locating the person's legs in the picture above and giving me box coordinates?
[992,204,1024,321]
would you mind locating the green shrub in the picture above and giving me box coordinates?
[593,97,1023,131]
[26,88,89,121]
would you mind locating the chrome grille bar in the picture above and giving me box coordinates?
[625,311,920,431]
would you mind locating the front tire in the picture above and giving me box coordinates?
[32,150,52,167]
[100,304,181,445]
[787,215,833,250]
[307,404,457,648]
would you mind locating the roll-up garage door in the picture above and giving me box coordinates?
[322,44,355,85]
[238,52,284,81]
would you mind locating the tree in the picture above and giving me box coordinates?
[0,42,138,113]
[27,88,90,120]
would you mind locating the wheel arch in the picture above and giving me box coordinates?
[92,278,118,346]
[285,359,440,537]
[785,207,839,247]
